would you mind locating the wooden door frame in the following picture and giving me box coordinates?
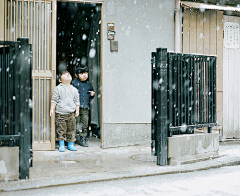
[53,0,103,148]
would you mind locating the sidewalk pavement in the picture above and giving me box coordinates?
[1,138,240,192]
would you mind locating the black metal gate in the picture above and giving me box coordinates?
[151,48,217,166]
[0,38,32,179]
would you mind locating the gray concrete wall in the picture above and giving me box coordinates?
[101,0,175,148]
[168,133,219,165]
[0,147,19,181]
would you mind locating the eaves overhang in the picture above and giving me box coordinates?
[181,1,240,12]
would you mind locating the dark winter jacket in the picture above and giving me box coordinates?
[72,79,95,109]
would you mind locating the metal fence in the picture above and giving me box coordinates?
[0,38,32,179]
[151,48,217,166]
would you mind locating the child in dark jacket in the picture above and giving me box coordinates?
[73,64,95,147]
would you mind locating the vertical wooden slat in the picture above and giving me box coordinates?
[209,10,217,55]
[19,0,21,38]
[13,1,15,41]
[32,77,35,142]
[182,8,190,53]
[38,1,41,71]
[43,78,46,142]
[45,0,47,71]
[28,0,30,37]
[21,0,23,36]
[38,77,40,142]
[31,0,37,145]
[196,10,204,54]
[216,11,223,131]
[16,0,18,41]
[4,0,7,40]
[10,0,12,41]
[33,0,35,71]
[51,0,57,150]
[47,2,50,70]
[189,9,197,53]
[203,10,210,55]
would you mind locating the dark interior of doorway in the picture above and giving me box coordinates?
[56,2,101,141]
[57,2,95,79]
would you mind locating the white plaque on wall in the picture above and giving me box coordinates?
[224,22,239,49]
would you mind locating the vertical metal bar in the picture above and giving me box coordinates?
[156,48,168,166]
[0,48,2,134]
[186,55,190,129]
[199,57,203,123]
[18,38,31,179]
[172,55,178,128]
[210,57,213,123]
[2,47,7,135]
[186,55,192,133]
[205,57,208,124]
[151,52,156,156]
[181,55,185,129]
[168,53,173,137]
[177,54,181,129]
[9,44,14,135]
[191,55,195,126]
[14,42,20,138]
[213,56,217,123]
[204,56,207,124]
[186,56,189,127]
[207,56,211,133]
[6,46,10,134]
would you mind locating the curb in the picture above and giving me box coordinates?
[1,156,240,192]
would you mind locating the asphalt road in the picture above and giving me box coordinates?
[1,164,240,196]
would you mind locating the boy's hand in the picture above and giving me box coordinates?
[89,91,95,97]
[50,103,56,117]
[75,110,79,117]
[50,109,54,117]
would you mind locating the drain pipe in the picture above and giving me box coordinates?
[175,0,181,53]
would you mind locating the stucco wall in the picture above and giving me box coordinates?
[101,0,175,147]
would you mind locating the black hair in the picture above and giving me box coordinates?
[60,70,70,76]
[74,64,89,75]
[58,70,71,81]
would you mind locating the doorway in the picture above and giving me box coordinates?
[56,2,101,146]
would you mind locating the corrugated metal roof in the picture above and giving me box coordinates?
[181,1,240,12]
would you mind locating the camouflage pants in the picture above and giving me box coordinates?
[76,108,89,137]
[55,112,76,142]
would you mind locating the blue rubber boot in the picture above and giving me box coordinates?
[59,140,65,152]
[67,142,77,151]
